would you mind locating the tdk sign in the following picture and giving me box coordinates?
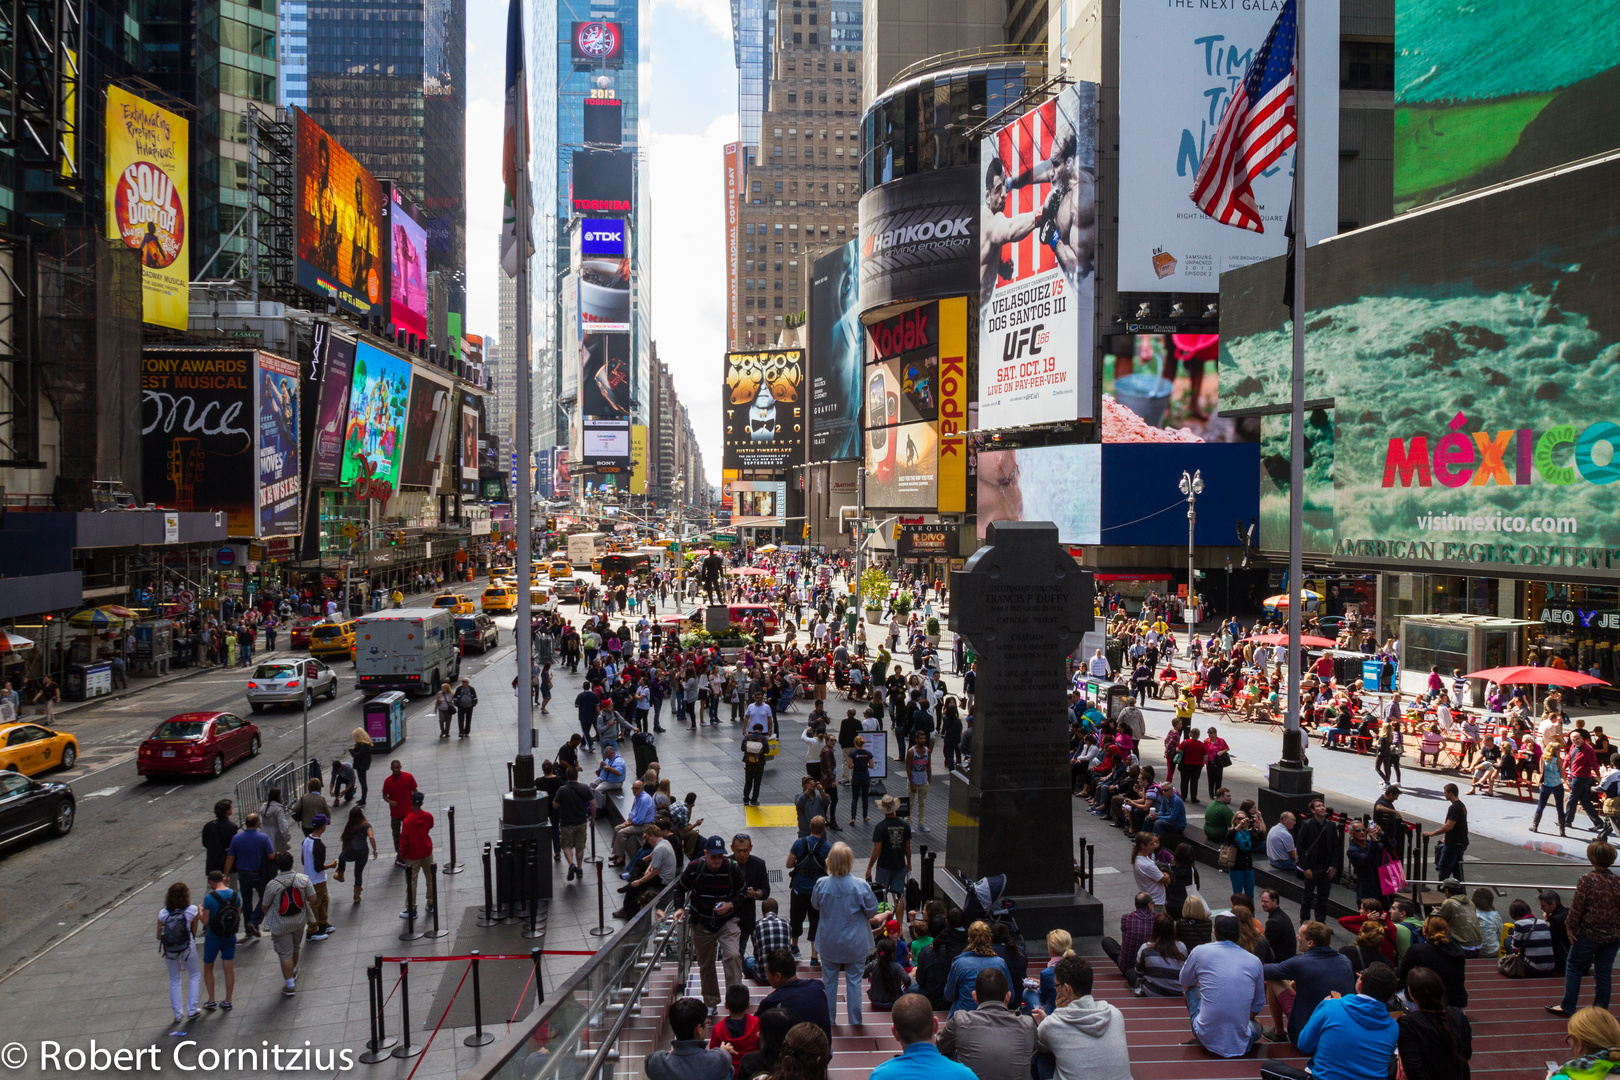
[581,220,625,255]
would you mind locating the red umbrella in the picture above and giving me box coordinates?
[728,566,769,576]
[1245,633,1338,649]
[1464,665,1607,688]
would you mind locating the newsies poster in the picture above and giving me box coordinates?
[1220,153,1620,577]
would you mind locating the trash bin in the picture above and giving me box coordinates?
[64,661,113,701]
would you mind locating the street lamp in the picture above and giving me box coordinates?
[1179,469,1203,633]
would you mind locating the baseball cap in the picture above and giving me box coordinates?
[311,813,330,827]
[884,919,901,934]
[703,835,727,855]
[410,791,426,805]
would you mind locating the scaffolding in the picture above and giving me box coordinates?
[194,104,296,305]
[0,234,38,467]
[11,0,83,186]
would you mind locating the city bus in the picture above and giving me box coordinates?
[566,532,604,569]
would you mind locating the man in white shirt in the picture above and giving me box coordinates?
[1088,650,1111,679]
[744,690,774,735]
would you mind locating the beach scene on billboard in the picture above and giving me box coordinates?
[390,189,428,340]
[296,109,385,318]
[731,482,786,527]
[976,444,1101,544]
[257,355,301,536]
[809,241,863,461]
[1223,155,1620,564]
[1100,334,1260,444]
[724,350,804,471]
[865,420,937,509]
[581,333,631,421]
[1394,0,1620,212]
[340,343,412,489]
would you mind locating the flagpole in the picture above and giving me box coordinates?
[1282,0,1308,771]
[511,62,536,800]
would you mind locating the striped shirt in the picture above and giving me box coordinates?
[1135,942,1189,997]
[1511,916,1556,972]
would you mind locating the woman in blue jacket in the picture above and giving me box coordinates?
[943,920,1012,1016]
[811,841,884,1025]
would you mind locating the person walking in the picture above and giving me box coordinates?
[223,812,274,938]
[1566,730,1607,833]
[1547,840,1620,1018]
[1178,727,1207,803]
[157,881,204,1025]
[675,836,748,1011]
[381,760,418,866]
[291,778,329,838]
[849,735,875,825]
[400,791,436,919]
[454,677,479,738]
[741,728,769,807]
[200,798,238,886]
[810,841,883,1025]
[1204,726,1229,795]
[260,787,293,856]
[435,682,455,738]
[1425,783,1470,882]
[787,817,832,965]
[350,728,373,806]
[865,796,912,912]
[199,871,240,1011]
[906,732,933,832]
[1295,800,1339,924]
[300,814,337,939]
[31,677,58,724]
[259,851,315,998]
[1533,744,1570,837]
[554,765,594,881]
[331,805,378,903]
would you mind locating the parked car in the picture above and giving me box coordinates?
[0,771,74,849]
[0,723,78,775]
[246,657,339,712]
[455,614,500,654]
[288,616,325,649]
[136,713,261,778]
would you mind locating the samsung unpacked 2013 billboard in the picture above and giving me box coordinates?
[142,349,257,536]
[1219,153,1620,577]
[810,241,863,461]
[979,82,1098,428]
[858,168,977,313]
[723,350,804,471]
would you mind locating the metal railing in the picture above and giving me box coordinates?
[887,44,1045,90]
[458,879,687,1080]
[234,756,316,825]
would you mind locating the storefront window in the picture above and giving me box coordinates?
[1523,581,1620,681]
[1403,622,1470,679]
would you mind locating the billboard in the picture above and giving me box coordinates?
[1116,0,1338,291]
[583,98,622,145]
[1394,0,1620,213]
[579,254,630,332]
[581,332,630,467]
[571,151,633,214]
[257,354,301,536]
[978,83,1097,427]
[857,168,978,312]
[731,481,786,527]
[725,143,742,345]
[340,342,412,493]
[898,523,958,560]
[1099,444,1260,546]
[976,444,1101,544]
[937,297,968,513]
[389,186,429,341]
[809,241,863,460]
[630,425,648,495]
[141,350,255,535]
[296,109,386,317]
[866,420,937,509]
[571,21,624,62]
[398,372,452,488]
[580,219,625,256]
[1220,153,1620,576]
[308,323,356,484]
[723,349,804,471]
[105,86,189,330]
[460,402,479,483]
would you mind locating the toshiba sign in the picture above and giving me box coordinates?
[857,166,978,314]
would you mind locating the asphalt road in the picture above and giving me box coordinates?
[0,601,526,979]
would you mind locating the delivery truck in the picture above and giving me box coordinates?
[354,608,460,696]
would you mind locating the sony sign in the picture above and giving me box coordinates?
[581,219,625,256]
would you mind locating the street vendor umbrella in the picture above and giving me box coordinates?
[69,607,127,629]
[0,631,35,653]
[755,544,778,553]
[1246,632,1337,649]
[1464,665,1607,689]
[729,566,769,576]
[96,604,139,620]
[1263,590,1321,613]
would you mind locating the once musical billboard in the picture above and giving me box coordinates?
[389,185,429,341]
[809,241,863,461]
[978,82,1097,427]
[257,354,301,537]
[141,349,255,535]
[340,342,412,492]
[296,109,386,318]
[723,349,804,471]
[105,86,189,329]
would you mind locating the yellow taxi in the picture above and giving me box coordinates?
[590,555,603,574]
[549,560,573,579]
[481,584,518,614]
[0,722,78,775]
[432,593,476,615]
[308,620,357,660]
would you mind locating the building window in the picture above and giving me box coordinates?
[833,60,841,71]
[808,33,816,42]
[775,297,784,309]
[1341,40,1395,91]
[792,12,801,23]
[793,32,801,43]
[774,181,783,192]
[788,91,797,102]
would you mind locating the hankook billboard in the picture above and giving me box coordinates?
[857,168,978,313]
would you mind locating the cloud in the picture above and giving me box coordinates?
[650,0,732,37]
[649,111,737,489]
[463,96,504,343]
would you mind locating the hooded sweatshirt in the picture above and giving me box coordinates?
[1034,995,1132,1080]
[1293,993,1399,1080]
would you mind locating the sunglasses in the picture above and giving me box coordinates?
[733,833,751,843]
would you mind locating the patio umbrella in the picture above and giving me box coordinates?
[755,544,778,553]
[69,608,124,629]
[1464,665,1606,689]
[1246,632,1337,649]
[97,604,139,620]
[0,631,35,653]
[729,566,769,576]
[1263,590,1322,613]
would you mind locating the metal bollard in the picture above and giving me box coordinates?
[358,961,396,1062]
[423,864,448,939]
[477,842,498,927]
[391,959,425,1058]
[442,806,464,874]
[523,847,545,940]
[464,952,496,1047]
[590,859,613,936]
[532,946,546,1007]
[585,812,602,864]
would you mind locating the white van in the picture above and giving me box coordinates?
[354,608,460,696]
[567,532,604,568]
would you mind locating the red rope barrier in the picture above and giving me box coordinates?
[382,967,405,1008]
[405,961,473,1080]
[373,950,598,963]
[506,966,538,1031]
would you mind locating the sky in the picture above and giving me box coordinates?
[464,0,737,488]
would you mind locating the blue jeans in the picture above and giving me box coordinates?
[1434,842,1465,883]
[1535,784,1566,825]
[1560,936,1620,1012]
[822,960,862,1025]
[1184,985,1261,1055]
[1268,857,1296,875]
[1229,868,1255,900]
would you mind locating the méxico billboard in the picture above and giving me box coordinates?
[389,185,429,341]
[105,87,189,330]
[1116,0,1338,292]
[1394,0,1620,213]
[257,354,301,536]
[141,349,255,535]
[340,342,412,494]
[723,349,804,471]
[1220,153,1620,577]
[857,168,978,313]
[296,109,386,318]
[978,82,1097,427]
[810,241,863,461]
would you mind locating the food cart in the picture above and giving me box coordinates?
[362,691,408,751]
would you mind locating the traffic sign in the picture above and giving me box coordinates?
[341,522,359,539]
[216,547,236,567]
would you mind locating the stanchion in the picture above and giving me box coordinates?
[358,961,397,1062]
[585,812,602,865]
[476,842,498,927]
[500,842,521,924]
[463,951,496,1047]
[442,806,464,874]
[399,874,425,941]
[531,946,546,1006]
[391,959,425,1059]
[523,847,545,940]
[589,860,613,936]
[423,864,448,939]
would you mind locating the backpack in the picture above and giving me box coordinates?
[212,890,241,937]
[160,908,193,958]
[743,738,767,767]
[277,880,307,918]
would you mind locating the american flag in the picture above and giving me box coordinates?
[1189,0,1297,233]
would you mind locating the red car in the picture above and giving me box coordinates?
[289,617,325,649]
[136,712,261,778]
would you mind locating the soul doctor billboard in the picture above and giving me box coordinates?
[105,86,189,330]
[978,83,1097,428]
